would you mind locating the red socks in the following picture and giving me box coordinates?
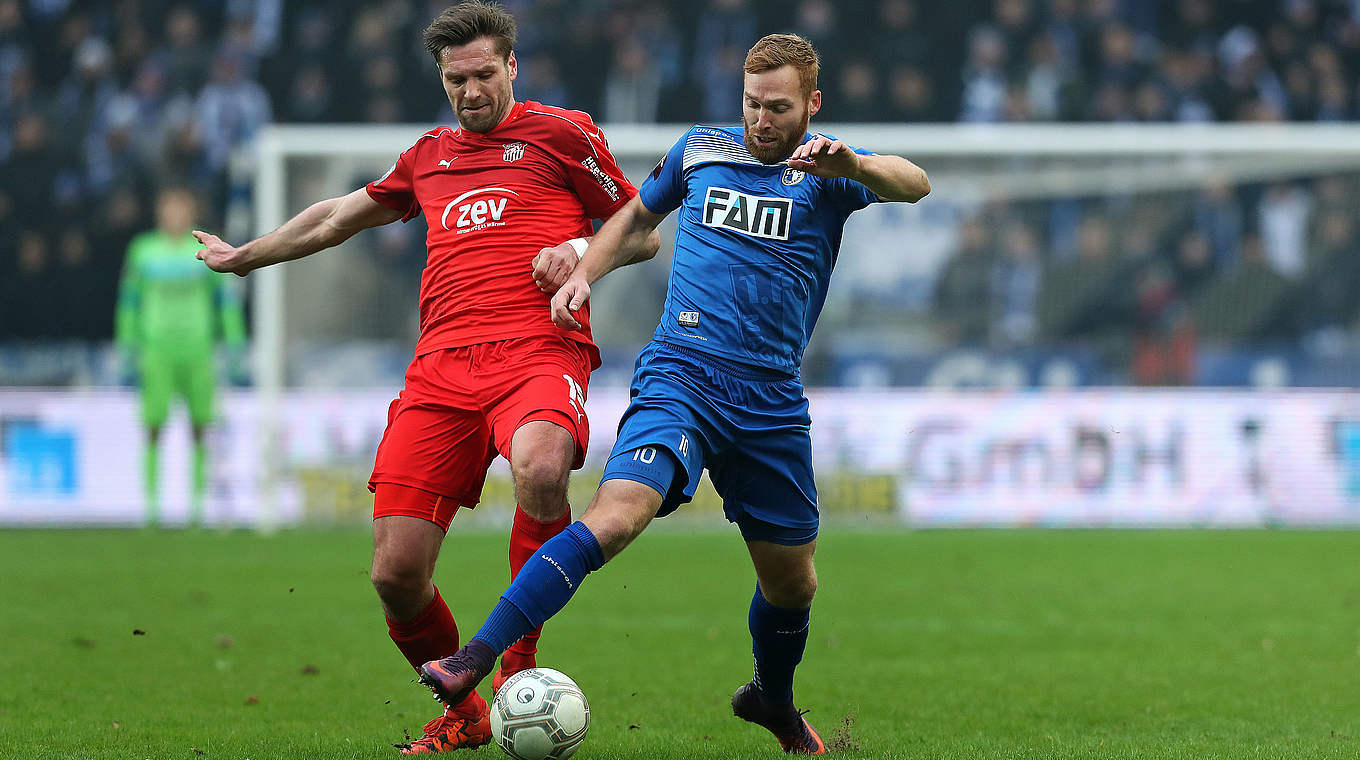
[383,508,570,707]
[387,586,460,671]
[387,587,481,712]
[506,506,571,659]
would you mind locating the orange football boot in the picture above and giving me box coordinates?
[397,694,491,754]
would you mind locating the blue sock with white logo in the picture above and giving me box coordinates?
[748,585,811,704]
[472,521,605,653]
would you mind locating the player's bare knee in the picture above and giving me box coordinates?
[514,453,570,489]
[761,566,817,609]
[368,567,406,599]
[369,559,430,606]
[512,459,570,517]
[514,478,569,522]
[792,570,819,608]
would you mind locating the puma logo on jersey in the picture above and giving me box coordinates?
[438,157,457,168]
[440,186,520,233]
[702,187,792,241]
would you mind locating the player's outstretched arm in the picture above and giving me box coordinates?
[787,136,930,203]
[194,188,405,276]
[551,196,665,330]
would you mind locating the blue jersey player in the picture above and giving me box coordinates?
[419,33,929,754]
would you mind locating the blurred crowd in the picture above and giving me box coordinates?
[2,0,1359,384]
[926,173,1360,386]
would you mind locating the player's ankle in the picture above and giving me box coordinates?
[463,638,498,678]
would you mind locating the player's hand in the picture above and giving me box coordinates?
[786,135,860,179]
[193,230,251,277]
[532,241,580,294]
[551,277,592,331]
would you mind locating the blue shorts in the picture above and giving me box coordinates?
[600,341,819,545]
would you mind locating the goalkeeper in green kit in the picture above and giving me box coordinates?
[116,187,247,527]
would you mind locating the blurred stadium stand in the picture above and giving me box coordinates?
[3,0,1360,388]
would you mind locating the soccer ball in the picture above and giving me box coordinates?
[490,667,590,760]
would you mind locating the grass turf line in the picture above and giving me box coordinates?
[0,528,1357,759]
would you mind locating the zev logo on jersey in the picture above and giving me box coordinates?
[440,186,521,234]
[702,187,791,241]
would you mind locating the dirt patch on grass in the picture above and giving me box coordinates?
[827,710,860,752]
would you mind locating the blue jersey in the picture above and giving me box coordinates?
[638,125,880,375]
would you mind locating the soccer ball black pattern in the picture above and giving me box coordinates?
[490,667,590,760]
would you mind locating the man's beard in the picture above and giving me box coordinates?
[457,107,497,133]
[456,97,504,133]
[743,112,810,164]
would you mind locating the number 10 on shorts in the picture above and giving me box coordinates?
[632,447,658,463]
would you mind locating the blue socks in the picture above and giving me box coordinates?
[472,521,605,653]
[748,585,811,704]
[471,525,811,707]
[476,598,534,655]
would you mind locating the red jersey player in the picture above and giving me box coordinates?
[193,1,659,753]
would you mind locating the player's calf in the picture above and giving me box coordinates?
[578,476,668,560]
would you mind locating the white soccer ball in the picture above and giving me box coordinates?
[490,667,590,760]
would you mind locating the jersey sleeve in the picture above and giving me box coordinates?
[821,145,881,213]
[365,140,422,222]
[556,116,636,220]
[638,131,688,215]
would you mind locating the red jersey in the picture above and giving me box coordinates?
[366,101,636,367]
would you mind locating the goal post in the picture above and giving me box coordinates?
[241,123,1360,528]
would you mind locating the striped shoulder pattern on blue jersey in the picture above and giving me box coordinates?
[638,125,880,375]
[680,126,764,168]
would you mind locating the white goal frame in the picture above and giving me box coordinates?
[248,122,1360,522]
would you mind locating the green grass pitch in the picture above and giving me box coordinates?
[1,527,1357,759]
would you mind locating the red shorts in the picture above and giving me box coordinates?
[369,334,593,528]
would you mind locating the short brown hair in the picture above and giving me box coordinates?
[423,1,517,62]
[743,34,820,97]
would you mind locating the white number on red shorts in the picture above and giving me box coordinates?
[563,374,585,423]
